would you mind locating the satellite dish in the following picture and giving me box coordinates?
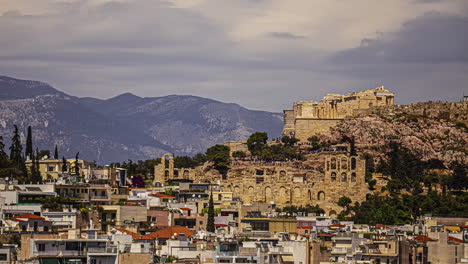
[0,184,5,191]
[8,185,14,190]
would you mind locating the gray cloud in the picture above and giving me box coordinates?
[327,12,468,104]
[268,32,306,39]
[331,12,468,64]
[0,0,467,111]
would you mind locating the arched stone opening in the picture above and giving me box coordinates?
[331,172,336,181]
[341,172,347,182]
[331,157,337,170]
[318,191,325,201]
[341,157,348,170]
[351,157,357,170]
[351,173,356,182]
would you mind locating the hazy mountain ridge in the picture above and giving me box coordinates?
[0,76,282,163]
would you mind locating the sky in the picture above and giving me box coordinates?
[0,0,467,112]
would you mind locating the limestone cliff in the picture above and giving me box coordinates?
[320,102,467,166]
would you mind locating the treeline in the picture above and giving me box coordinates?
[114,132,305,179]
[0,125,63,183]
[338,142,468,225]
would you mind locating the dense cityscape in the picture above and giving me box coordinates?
[0,86,467,264]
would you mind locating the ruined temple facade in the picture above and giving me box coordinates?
[283,86,395,141]
[152,154,195,185]
[154,154,369,216]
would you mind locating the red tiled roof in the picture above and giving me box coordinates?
[115,228,142,240]
[413,236,436,243]
[448,236,465,243]
[149,194,175,198]
[12,213,45,220]
[180,208,192,211]
[141,226,194,240]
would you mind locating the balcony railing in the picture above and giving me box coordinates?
[87,247,118,254]
[90,196,110,200]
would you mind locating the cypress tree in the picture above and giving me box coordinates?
[9,125,23,167]
[62,156,67,173]
[206,190,215,232]
[30,149,42,183]
[0,136,9,168]
[54,145,59,159]
[25,126,33,160]
[74,152,80,175]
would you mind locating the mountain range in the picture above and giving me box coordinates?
[0,76,282,164]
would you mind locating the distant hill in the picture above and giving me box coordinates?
[0,76,282,164]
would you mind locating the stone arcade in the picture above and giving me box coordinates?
[154,154,369,216]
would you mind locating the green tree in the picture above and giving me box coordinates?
[0,136,10,168]
[25,126,33,160]
[281,136,299,146]
[62,156,67,172]
[9,125,23,167]
[206,191,215,232]
[74,152,80,175]
[232,151,247,159]
[37,150,50,159]
[450,163,468,191]
[247,132,268,156]
[206,144,230,175]
[54,145,59,159]
[31,149,42,183]
[338,196,352,209]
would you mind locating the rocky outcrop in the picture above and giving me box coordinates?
[320,102,468,166]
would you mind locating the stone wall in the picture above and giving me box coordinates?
[283,86,395,141]
[156,154,370,216]
[294,119,341,141]
[153,154,195,185]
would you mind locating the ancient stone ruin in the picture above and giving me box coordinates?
[283,86,395,141]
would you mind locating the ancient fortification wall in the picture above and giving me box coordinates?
[283,86,395,141]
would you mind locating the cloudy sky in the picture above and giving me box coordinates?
[0,0,467,111]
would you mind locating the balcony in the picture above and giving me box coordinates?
[331,247,350,254]
[87,247,118,254]
[90,196,110,200]
[34,250,85,257]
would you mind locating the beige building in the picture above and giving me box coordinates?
[100,205,148,231]
[25,158,95,180]
[283,86,395,141]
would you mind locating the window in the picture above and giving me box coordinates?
[331,172,336,181]
[48,166,54,172]
[341,172,347,182]
[0,254,7,261]
[65,242,79,251]
[38,244,46,252]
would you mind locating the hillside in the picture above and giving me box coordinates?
[320,102,468,167]
[0,76,283,163]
